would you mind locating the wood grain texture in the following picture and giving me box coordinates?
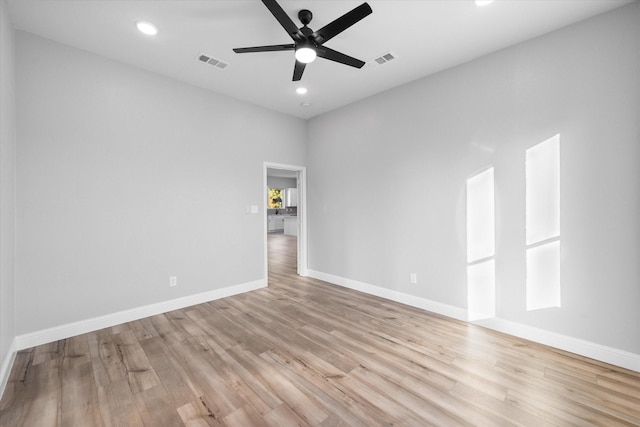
[2,234,639,426]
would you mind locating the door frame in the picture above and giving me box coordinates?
[263,162,308,280]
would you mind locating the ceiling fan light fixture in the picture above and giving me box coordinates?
[295,44,317,64]
[296,87,308,95]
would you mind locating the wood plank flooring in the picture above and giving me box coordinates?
[2,233,640,426]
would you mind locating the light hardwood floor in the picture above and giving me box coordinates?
[1,234,639,426]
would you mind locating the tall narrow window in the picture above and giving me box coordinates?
[526,135,561,310]
[467,167,495,321]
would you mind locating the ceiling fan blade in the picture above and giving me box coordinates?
[261,0,304,41]
[293,60,306,81]
[311,3,372,45]
[317,46,365,69]
[233,44,295,53]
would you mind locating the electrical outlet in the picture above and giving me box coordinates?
[170,276,177,287]
[410,273,417,284]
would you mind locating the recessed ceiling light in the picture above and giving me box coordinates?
[475,0,494,6]
[136,21,158,36]
[296,87,308,95]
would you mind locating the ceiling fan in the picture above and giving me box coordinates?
[233,0,373,81]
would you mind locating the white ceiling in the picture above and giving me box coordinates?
[7,0,634,119]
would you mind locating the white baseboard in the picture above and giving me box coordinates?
[475,318,640,373]
[0,338,18,398]
[308,270,468,321]
[15,279,266,351]
[308,269,640,373]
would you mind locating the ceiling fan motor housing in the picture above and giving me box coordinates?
[298,9,313,26]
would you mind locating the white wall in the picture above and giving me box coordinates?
[0,0,16,387]
[15,32,306,335]
[6,2,640,374]
[307,3,640,355]
[267,176,296,189]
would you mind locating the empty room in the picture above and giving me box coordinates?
[1,0,639,425]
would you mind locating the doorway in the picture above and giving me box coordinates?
[263,162,307,282]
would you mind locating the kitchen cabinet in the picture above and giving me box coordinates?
[268,215,285,232]
[285,188,298,207]
[284,216,298,236]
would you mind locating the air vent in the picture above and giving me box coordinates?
[197,53,229,69]
[373,52,396,65]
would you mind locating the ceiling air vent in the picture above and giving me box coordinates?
[373,52,396,65]
[197,53,229,70]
